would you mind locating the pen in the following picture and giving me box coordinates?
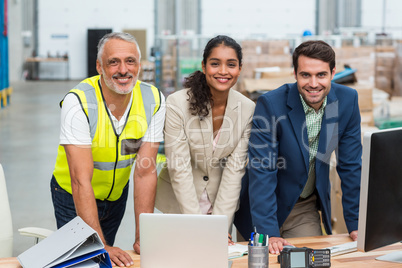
[252,226,258,247]
[257,233,264,246]
[250,232,255,246]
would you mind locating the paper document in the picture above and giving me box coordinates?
[228,243,248,259]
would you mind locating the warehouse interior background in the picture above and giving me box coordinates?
[1,0,402,257]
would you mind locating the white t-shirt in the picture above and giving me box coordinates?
[60,91,165,145]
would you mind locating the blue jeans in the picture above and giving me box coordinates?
[50,176,129,246]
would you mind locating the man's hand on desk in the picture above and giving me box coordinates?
[349,230,358,241]
[268,237,293,255]
[105,245,134,267]
[133,239,140,254]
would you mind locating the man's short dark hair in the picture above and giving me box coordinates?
[292,40,335,73]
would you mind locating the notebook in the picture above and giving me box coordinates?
[228,243,249,259]
[140,213,228,268]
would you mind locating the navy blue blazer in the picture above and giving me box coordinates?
[234,82,362,238]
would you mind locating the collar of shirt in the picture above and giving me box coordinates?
[299,94,327,116]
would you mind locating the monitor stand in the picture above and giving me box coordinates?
[376,251,402,263]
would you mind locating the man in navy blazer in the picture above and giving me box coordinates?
[235,40,361,254]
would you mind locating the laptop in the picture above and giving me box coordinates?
[140,213,229,268]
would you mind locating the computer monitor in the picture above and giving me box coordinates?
[357,127,402,263]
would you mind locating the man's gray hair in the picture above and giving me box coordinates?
[97,32,141,63]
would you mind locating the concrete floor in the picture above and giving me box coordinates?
[0,80,137,256]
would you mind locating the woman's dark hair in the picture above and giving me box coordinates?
[184,35,242,117]
[292,40,335,73]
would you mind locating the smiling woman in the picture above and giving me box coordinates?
[184,35,243,119]
[155,35,256,245]
[202,44,241,96]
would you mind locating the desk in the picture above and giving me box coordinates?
[1,234,401,267]
[25,57,69,80]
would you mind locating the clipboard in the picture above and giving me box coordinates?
[17,216,112,268]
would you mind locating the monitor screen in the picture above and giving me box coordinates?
[357,127,402,260]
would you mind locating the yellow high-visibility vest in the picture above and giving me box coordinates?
[53,75,161,201]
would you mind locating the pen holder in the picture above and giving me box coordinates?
[248,245,269,268]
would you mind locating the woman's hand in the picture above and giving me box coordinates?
[228,233,235,245]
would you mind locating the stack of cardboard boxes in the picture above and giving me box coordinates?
[239,40,293,100]
[240,67,295,101]
[350,83,375,126]
[393,42,402,96]
[330,42,402,233]
[161,54,176,96]
[330,47,378,234]
[139,60,155,85]
[375,46,397,95]
[241,39,292,79]
[334,46,376,83]
[329,84,377,234]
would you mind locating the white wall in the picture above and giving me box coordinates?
[361,0,402,39]
[38,0,155,80]
[201,0,316,39]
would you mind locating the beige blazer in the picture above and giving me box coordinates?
[155,88,255,229]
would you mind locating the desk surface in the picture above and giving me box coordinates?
[25,57,68,62]
[2,234,401,268]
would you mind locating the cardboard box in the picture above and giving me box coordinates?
[241,77,295,93]
[393,43,402,96]
[257,54,292,68]
[337,57,375,82]
[376,54,396,68]
[335,46,375,59]
[376,66,394,79]
[241,62,259,79]
[241,40,263,55]
[251,67,293,79]
[329,153,348,234]
[375,46,396,53]
[243,55,261,64]
[335,46,377,83]
[259,67,294,79]
[265,40,290,55]
[330,124,379,234]
[345,82,374,111]
[360,110,375,126]
[162,54,176,68]
[375,76,394,94]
